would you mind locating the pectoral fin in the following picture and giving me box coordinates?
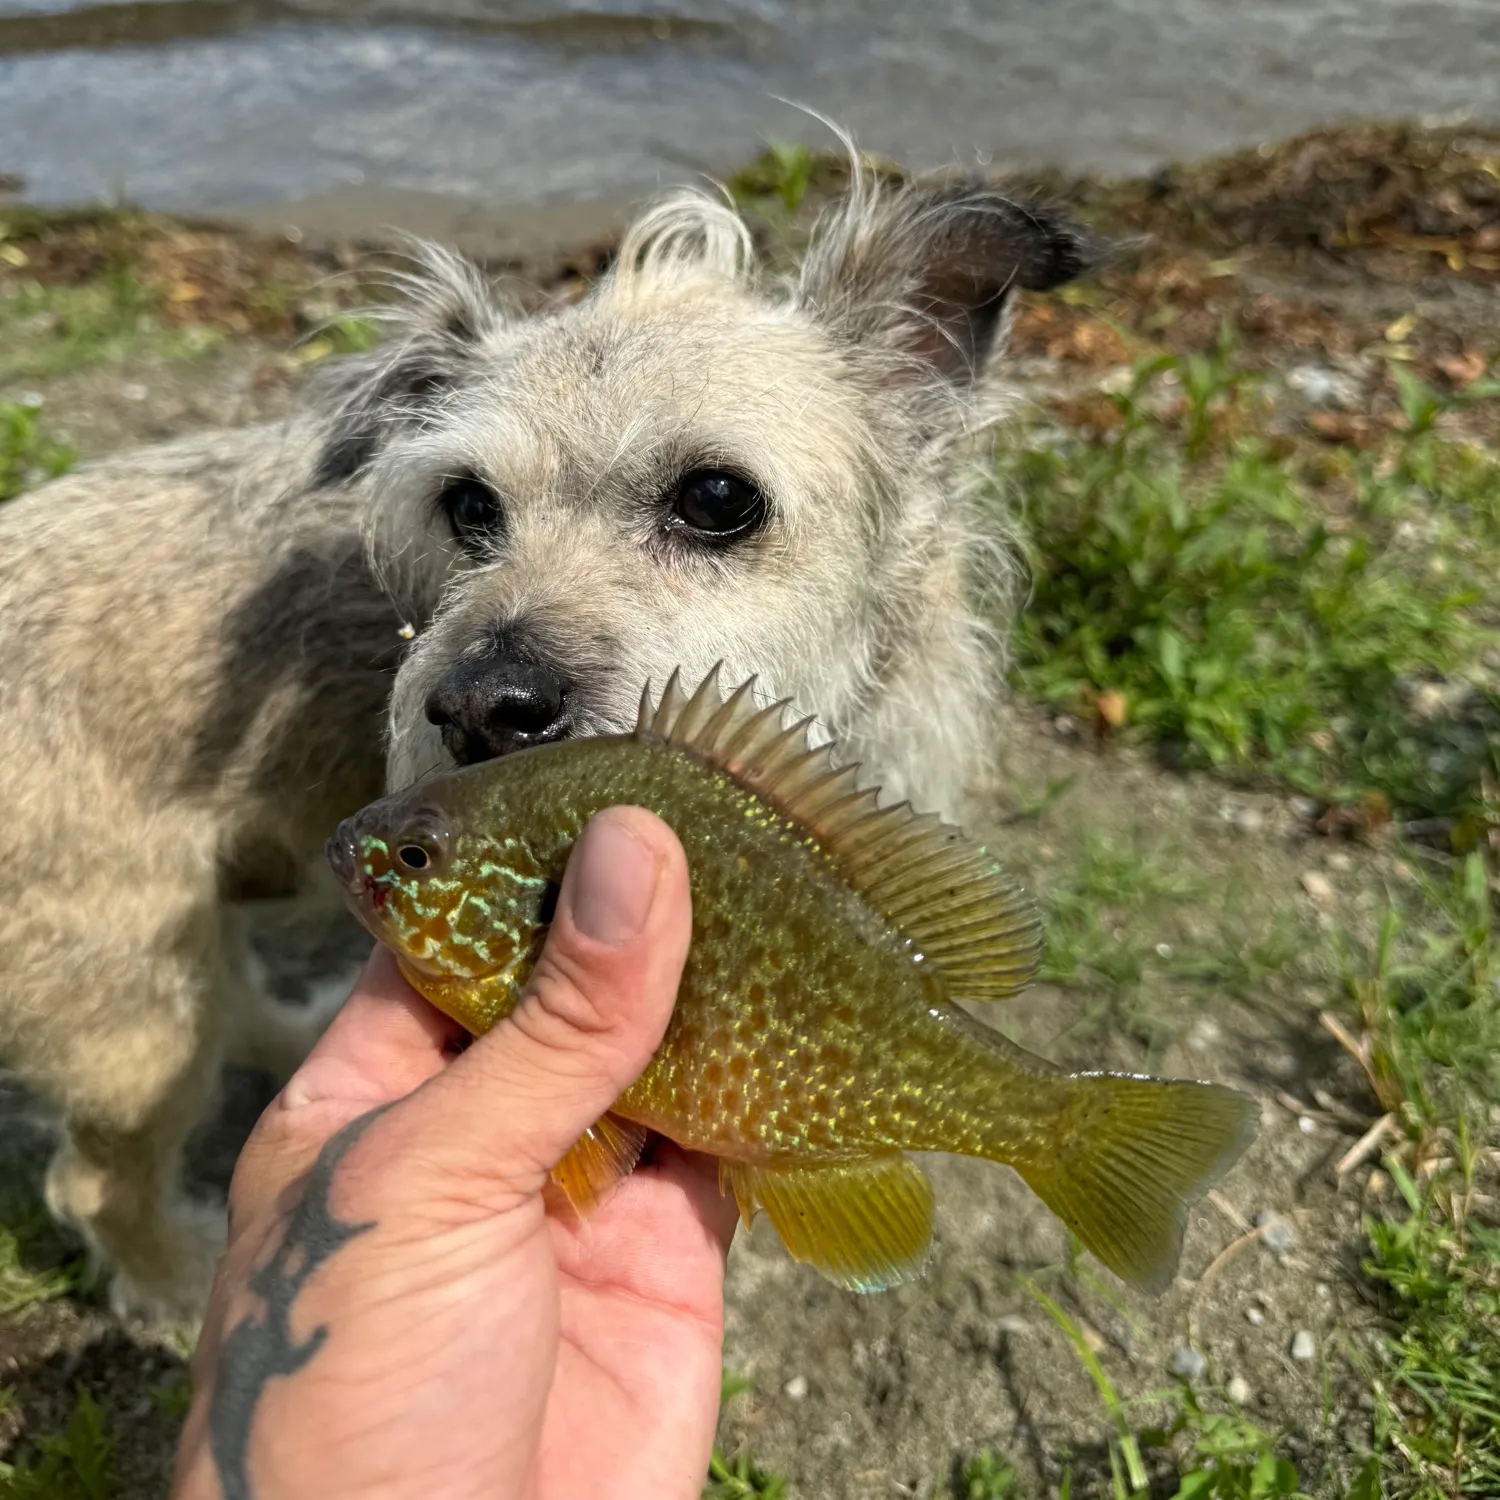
[551,1113,651,1212]
[719,1155,934,1293]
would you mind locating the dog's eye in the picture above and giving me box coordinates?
[669,469,767,540]
[439,475,504,552]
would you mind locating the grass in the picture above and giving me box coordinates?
[0,273,224,382]
[704,1373,787,1500]
[0,1184,87,1320]
[1008,335,1500,829]
[1333,853,1500,1497]
[0,401,74,502]
[0,1388,116,1500]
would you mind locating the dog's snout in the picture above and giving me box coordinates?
[425,653,571,764]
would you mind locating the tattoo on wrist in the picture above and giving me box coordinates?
[207,1106,388,1500]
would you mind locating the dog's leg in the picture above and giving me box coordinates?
[43,955,230,1327]
[225,892,368,1081]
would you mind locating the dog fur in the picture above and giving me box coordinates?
[0,161,1095,1320]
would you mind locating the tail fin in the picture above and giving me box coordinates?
[1013,1076,1259,1295]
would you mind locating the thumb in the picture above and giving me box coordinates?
[387,804,692,1208]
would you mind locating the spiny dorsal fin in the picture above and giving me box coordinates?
[636,663,1042,1000]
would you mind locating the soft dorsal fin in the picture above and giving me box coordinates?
[636,664,1042,1000]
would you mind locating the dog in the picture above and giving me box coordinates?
[0,158,1096,1322]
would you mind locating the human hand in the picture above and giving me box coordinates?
[172,806,736,1500]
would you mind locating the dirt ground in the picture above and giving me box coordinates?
[1,122,1497,1497]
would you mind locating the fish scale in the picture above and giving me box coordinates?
[330,665,1258,1295]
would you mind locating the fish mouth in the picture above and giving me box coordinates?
[325,815,390,933]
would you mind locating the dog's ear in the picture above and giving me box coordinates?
[310,244,504,488]
[797,179,1101,385]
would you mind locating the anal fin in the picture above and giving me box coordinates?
[551,1113,650,1213]
[720,1155,934,1293]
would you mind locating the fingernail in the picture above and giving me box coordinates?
[568,811,661,946]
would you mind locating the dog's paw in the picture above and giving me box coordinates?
[108,1202,227,1332]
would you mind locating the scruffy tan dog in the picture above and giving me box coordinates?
[0,162,1095,1322]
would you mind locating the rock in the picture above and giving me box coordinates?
[1254,1212,1298,1255]
[1227,1375,1252,1404]
[783,1374,809,1401]
[1186,1016,1221,1054]
[995,1315,1029,1336]
[1234,805,1264,835]
[1168,1345,1207,1381]
[1299,870,1334,905]
[1290,1330,1316,1362]
[1245,1306,1266,1327]
[1289,795,1322,821]
[1325,850,1352,872]
[1298,1115,1318,1136]
[122,382,149,402]
[1287,362,1361,410]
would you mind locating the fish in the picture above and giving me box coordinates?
[327,665,1258,1295]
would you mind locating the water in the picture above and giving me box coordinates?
[1,0,1497,218]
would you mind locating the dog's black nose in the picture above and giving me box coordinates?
[425,654,571,764]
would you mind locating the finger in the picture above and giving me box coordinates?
[279,945,465,1112]
[228,947,464,1224]
[375,805,691,1211]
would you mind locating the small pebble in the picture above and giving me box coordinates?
[122,381,149,402]
[18,390,45,409]
[1227,1375,1252,1405]
[1325,850,1352,872]
[1245,1306,1266,1327]
[1254,1211,1298,1255]
[1298,1115,1317,1136]
[1366,1169,1388,1196]
[1168,1346,1207,1381]
[783,1375,809,1401]
[995,1314,1029,1336]
[1290,1330,1316,1362]
[1155,941,1174,958]
[1289,795,1322,820]
[1186,1016,1221,1053]
[1234,805,1264,835]
[1299,871,1334,905]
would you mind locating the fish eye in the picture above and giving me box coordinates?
[667,468,768,542]
[392,817,449,876]
[438,472,504,555]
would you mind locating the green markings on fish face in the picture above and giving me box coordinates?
[346,798,559,988]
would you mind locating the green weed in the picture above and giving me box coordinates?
[0,1205,86,1318]
[705,1372,787,1500]
[958,1448,1019,1498]
[1342,852,1500,1132]
[1339,851,1500,1498]
[726,142,817,218]
[0,1388,116,1500]
[1360,1145,1500,1500]
[1158,1391,1316,1500]
[1009,343,1500,824]
[0,402,73,501]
